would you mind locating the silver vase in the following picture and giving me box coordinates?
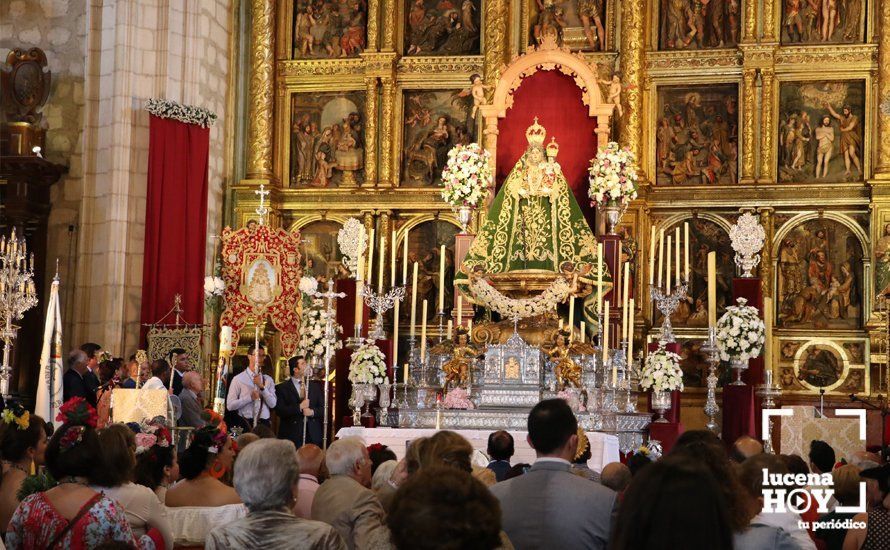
[730,357,748,386]
[457,206,474,233]
[651,389,671,423]
[600,200,623,235]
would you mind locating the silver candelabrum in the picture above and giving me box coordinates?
[756,372,782,454]
[363,283,406,341]
[701,327,721,434]
[649,281,689,344]
[0,229,38,399]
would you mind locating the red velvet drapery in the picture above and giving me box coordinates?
[140,115,210,342]
[496,70,601,227]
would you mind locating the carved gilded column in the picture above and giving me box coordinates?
[876,0,890,177]
[758,207,775,297]
[379,210,392,283]
[742,0,757,42]
[380,76,396,187]
[762,0,777,41]
[381,0,396,51]
[246,0,275,181]
[483,0,508,86]
[741,68,756,182]
[618,0,644,166]
[367,0,380,51]
[364,78,379,187]
[759,68,774,182]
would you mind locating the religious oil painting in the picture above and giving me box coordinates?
[399,220,459,322]
[654,84,739,186]
[401,90,474,187]
[290,92,365,188]
[404,0,481,56]
[777,219,863,330]
[875,221,890,295]
[527,0,608,52]
[780,0,865,45]
[656,218,734,328]
[795,344,844,389]
[658,0,741,50]
[677,338,731,388]
[778,80,865,183]
[292,0,368,59]
[298,221,350,287]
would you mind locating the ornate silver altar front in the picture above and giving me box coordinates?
[478,332,543,408]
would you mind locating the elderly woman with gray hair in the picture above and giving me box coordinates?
[206,439,346,549]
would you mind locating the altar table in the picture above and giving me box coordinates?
[335,427,621,472]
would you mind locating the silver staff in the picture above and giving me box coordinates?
[312,279,346,450]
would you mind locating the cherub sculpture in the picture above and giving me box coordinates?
[442,327,479,392]
[548,329,582,390]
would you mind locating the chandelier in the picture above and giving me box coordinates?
[0,229,39,398]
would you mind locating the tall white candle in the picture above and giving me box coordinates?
[390,230,397,286]
[596,243,604,314]
[602,300,610,366]
[447,320,453,340]
[457,295,463,325]
[377,236,385,294]
[666,235,672,293]
[568,296,575,331]
[628,298,635,364]
[649,226,656,285]
[355,256,365,328]
[392,300,400,369]
[622,262,629,341]
[657,229,664,289]
[707,252,717,327]
[420,300,428,361]
[674,226,680,286]
[410,262,418,337]
[402,228,409,285]
[684,222,690,282]
[764,297,773,376]
[367,229,375,283]
[580,321,586,343]
[438,245,446,312]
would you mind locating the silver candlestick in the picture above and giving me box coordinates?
[649,281,689,344]
[363,283,406,341]
[701,327,721,434]
[0,229,38,399]
[756,371,782,454]
[310,279,346,450]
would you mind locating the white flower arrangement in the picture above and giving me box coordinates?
[348,341,389,385]
[203,276,226,298]
[298,276,319,296]
[338,218,367,278]
[640,345,684,393]
[299,298,343,359]
[145,98,218,128]
[587,142,639,206]
[468,276,573,320]
[716,297,765,363]
[439,143,492,208]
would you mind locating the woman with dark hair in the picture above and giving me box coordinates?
[164,425,245,546]
[90,424,173,548]
[0,404,49,530]
[133,439,179,503]
[367,443,397,475]
[388,466,502,550]
[6,397,161,549]
[612,455,734,549]
[96,359,121,428]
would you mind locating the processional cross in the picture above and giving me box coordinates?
[254,183,270,225]
[311,279,346,449]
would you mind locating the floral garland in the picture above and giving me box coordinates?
[468,276,572,320]
[131,419,173,455]
[338,218,367,278]
[439,143,492,209]
[640,344,684,393]
[348,342,389,385]
[716,297,765,363]
[1,402,30,431]
[145,98,218,128]
[587,142,639,207]
[299,297,343,359]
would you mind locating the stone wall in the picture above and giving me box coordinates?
[0,0,88,339]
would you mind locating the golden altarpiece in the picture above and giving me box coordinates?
[229,0,890,428]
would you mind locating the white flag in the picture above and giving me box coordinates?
[36,273,63,429]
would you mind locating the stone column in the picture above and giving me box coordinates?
[741,68,757,182]
[380,76,396,187]
[364,78,379,187]
[246,0,275,181]
[759,68,775,182]
[618,0,644,167]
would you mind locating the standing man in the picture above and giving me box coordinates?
[227,343,277,428]
[79,342,102,396]
[120,355,138,389]
[168,348,189,395]
[142,360,170,390]
[276,356,324,448]
[63,349,97,406]
[179,371,208,430]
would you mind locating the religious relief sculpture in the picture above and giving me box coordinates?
[290,92,365,187]
[658,0,740,50]
[528,0,606,52]
[547,329,582,390]
[442,327,480,392]
[781,0,864,44]
[778,81,865,183]
[405,0,481,56]
[292,0,368,59]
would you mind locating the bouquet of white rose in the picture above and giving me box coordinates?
[299,298,343,359]
[716,297,765,362]
[439,143,492,208]
[640,345,684,393]
[348,342,389,385]
[587,142,639,206]
[203,276,225,298]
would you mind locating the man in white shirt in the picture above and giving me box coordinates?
[141,359,170,391]
[227,343,277,428]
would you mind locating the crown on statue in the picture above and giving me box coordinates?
[546,137,559,158]
[525,117,546,146]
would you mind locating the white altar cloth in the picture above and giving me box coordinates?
[335,427,620,472]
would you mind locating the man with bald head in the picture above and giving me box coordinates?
[600,462,631,493]
[731,435,764,463]
[295,444,325,519]
[179,370,208,430]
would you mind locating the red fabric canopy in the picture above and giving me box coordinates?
[140,115,210,342]
[495,69,601,227]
